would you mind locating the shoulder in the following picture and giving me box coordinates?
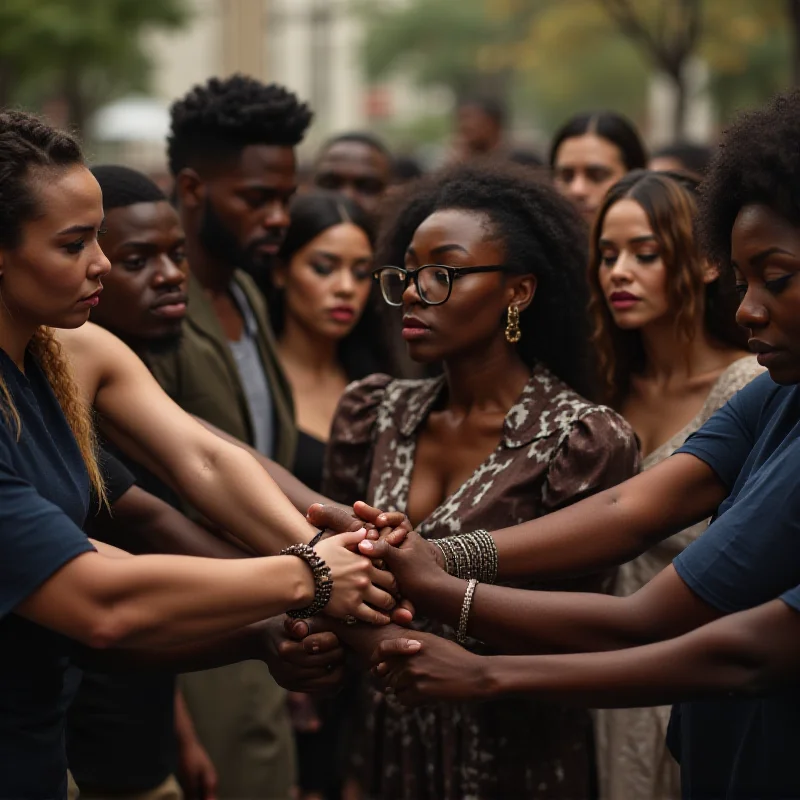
[713,356,766,401]
[506,366,635,451]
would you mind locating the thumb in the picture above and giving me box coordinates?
[307,504,362,533]
[358,538,395,561]
[370,638,422,664]
[284,617,309,640]
[328,527,367,549]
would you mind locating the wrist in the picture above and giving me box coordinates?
[280,555,316,608]
[415,571,465,621]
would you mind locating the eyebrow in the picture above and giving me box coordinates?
[118,237,186,249]
[598,235,658,247]
[57,222,103,236]
[430,244,470,258]
[750,246,796,267]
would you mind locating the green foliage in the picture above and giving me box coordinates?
[0,0,188,132]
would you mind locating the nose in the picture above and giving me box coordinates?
[334,268,357,297]
[263,199,290,230]
[608,252,634,283]
[569,174,589,201]
[735,286,769,329]
[89,241,111,279]
[402,273,422,307]
[152,254,186,288]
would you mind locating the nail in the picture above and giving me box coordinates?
[406,639,422,650]
[360,539,374,551]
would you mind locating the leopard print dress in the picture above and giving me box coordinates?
[324,364,640,800]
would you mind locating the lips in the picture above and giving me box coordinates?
[608,291,640,309]
[328,306,356,323]
[78,286,103,307]
[150,292,188,319]
[748,339,789,368]
[402,314,431,341]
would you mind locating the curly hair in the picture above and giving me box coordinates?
[167,74,313,176]
[376,160,596,398]
[269,190,397,380]
[700,89,800,268]
[588,170,745,406]
[0,110,104,503]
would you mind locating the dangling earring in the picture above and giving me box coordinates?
[505,304,521,343]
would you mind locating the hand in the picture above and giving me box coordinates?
[178,736,218,800]
[307,502,411,545]
[260,616,346,694]
[359,531,446,610]
[315,530,395,624]
[371,631,489,707]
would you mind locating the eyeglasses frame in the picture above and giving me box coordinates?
[372,264,515,307]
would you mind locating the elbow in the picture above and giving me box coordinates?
[81,606,138,650]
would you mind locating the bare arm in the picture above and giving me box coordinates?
[15,527,387,650]
[373,598,800,708]
[192,417,349,516]
[58,324,316,554]
[88,484,245,559]
[489,454,726,580]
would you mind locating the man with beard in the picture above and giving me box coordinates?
[145,77,312,797]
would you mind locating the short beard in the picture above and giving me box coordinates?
[198,197,274,281]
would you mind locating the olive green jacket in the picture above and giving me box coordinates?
[149,269,297,468]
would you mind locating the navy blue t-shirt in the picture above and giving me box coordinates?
[668,372,800,798]
[0,348,95,799]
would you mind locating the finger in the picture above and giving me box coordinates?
[370,637,423,663]
[364,583,397,613]
[351,602,391,625]
[302,631,342,654]
[373,660,390,677]
[384,528,409,547]
[358,538,393,560]
[307,504,362,533]
[291,669,347,695]
[369,565,398,594]
[278,642,346,668]
[284,617,310,640]
[375,511,409,529]
[328,528,368,549]
[352,500,386,524]
[391,600,414,627]
[203,770,219,800]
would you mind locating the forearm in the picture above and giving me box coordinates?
[173,443,318,554]
[73,620,263,673]
[490,455,726,580]
[193,417,348,515]
[18,551,312,650]
[325,618,410,667]
[484,600,800,706]
[417,574,647,654]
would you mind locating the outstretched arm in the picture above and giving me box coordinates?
[59,323,318,554]
[372,596,800,707]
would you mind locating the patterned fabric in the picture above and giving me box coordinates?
[324,364,640,800]
[594,355,764,800]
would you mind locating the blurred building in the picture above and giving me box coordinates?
[91,0,439,173]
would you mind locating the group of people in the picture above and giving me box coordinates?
[2,69,800,800]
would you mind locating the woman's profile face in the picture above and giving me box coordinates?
[597,198,671,331]
[0,165,110,331]
[399,208,524,363]
[732,204,800,385]
[553,134,627,224]
[276,222,373,341]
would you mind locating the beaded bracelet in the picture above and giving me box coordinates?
[457,578,479,644]
[281,543,334,619]
[434,529,498,584]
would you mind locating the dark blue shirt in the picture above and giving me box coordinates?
[668,372,800,798]
[0,348,95,799]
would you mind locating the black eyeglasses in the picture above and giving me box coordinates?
[373,264,515,307]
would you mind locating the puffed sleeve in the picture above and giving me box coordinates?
[0,441,95,617]
[542,407,640,512]
[323,373,393,505]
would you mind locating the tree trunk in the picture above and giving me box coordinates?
[672,68,688,140]
[789,0,800,85]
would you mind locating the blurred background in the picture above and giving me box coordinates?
[2,0,798,176]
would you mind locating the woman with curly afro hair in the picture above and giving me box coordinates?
[353,90,800,800]
[322,161,640,800]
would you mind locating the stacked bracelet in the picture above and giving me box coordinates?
[433,529,498,584]
[457,578,479,644]
[281,543,334,619]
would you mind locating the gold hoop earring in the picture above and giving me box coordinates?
[505,304,521,343]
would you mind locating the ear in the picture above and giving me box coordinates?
[174,168,204,211]
[702,260,721,285]
[508,274,537,312]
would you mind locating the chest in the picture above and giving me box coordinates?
[210,294,245,341]
[284,365,348,442]
[623,377,716,457]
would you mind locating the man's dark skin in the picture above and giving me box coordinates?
[175,144,297,332]
[314,138,393,219]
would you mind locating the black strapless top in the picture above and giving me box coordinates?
[293,430,326,494]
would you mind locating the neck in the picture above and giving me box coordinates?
[639,314,723,383]
[278,315,341,377]
[0,313,36,371]
[183,221,235,295]
[442,337,531,411]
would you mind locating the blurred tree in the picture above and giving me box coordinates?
[0,0,187,136]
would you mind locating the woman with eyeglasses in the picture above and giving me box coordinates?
[323,162,640,800]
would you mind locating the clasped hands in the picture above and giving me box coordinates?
[265,500,468,705]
